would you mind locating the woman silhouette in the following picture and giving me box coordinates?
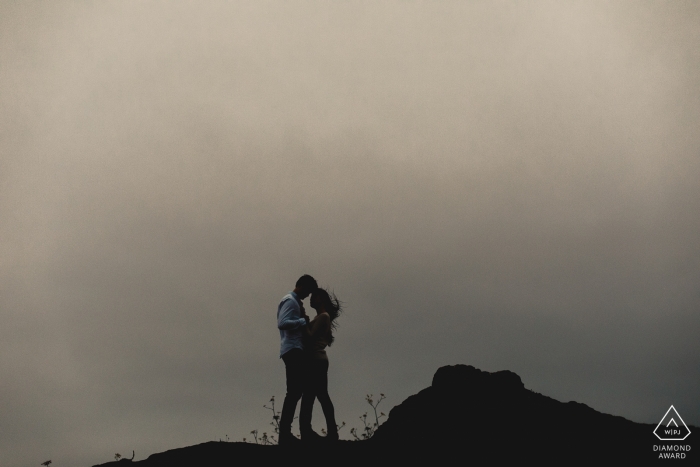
[299,287,343,442]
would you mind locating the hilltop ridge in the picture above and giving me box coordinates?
[93,364,692,466]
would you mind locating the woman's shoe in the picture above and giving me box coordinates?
[300,429,324,443]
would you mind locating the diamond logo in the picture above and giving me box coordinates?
[654,405,691,441]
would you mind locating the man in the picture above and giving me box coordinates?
[277,274,317,445]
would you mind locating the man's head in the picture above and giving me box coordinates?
[293,274,318,299]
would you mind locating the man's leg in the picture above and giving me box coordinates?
[279,349,304,442]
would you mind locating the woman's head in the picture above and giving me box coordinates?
[310,287,343,345]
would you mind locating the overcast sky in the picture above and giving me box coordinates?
[2,1,699,465]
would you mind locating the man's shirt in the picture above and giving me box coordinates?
[277,291,307,357]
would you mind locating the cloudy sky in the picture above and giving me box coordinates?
[2,1,699,465]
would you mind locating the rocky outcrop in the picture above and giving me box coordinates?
[370,364,659,463]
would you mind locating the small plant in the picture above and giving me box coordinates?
[113,451,135,462]
[321,421,346,436]
[350,393,386,440]
[262,396,280,444]
[41,462,52,467]
[249,429,276,445]
[260,432,273,445]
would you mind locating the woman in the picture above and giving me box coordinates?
[299,287,342,442]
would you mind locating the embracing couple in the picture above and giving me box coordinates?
[276,274,343,445]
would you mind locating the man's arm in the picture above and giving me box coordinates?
[277,298,308,330]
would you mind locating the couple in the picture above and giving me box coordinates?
[276,274,342,445]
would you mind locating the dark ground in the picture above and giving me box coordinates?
[93,365,694,466]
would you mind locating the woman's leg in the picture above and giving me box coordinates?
[315,359,338,438]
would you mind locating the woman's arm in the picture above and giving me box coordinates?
[305,313,330,339]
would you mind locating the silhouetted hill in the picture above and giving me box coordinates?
[370,365,685,463]
[92,365,694,466]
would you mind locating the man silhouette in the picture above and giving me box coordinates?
[277,274,317,445]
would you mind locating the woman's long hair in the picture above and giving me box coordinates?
[314,287,342,346]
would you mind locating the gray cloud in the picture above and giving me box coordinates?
[2,1,699,465]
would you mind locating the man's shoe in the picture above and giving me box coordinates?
[278,431,301,446]
[325,430,339,443]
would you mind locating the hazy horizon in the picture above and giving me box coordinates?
[2,2,699,466]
